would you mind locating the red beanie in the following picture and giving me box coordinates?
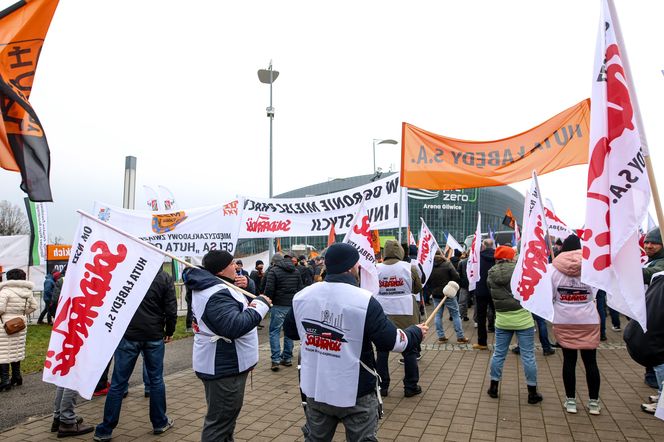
[494,245,516,261]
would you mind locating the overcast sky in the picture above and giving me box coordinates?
[1,0,662,242]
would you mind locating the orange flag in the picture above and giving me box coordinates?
[400,99,590,190]
[327,223,336,247]
[370,230,381,254]
[276,238,282,253]
[0,0,59,201]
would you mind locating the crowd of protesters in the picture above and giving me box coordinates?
[1,226,663,441]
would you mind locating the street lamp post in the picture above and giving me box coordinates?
[372,138,398,173]
[258,61,280,260]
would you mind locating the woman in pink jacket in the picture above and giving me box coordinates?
[550,234,601,415]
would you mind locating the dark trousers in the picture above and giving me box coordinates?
[608,307,621,328]
[596,291,607,337]
[476,296,495,346]
[201,372,248,442]
[532,314,553,351]
[562,348,600,400]
[376,348,419,391]
[38,303,52,323]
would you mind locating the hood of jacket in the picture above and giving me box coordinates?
[383,240,404,261]
[0,280,35,296]
[553,250,582,277]
[480,248,496,264]
[489,261,515,286]
[276,259,297,273]
[183,267,226,292]
[433,254,446,266]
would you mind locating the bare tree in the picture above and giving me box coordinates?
[0,200,29,236]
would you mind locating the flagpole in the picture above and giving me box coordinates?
[76,211,257,299]
[607,0,664,237]
[532,172,555,262]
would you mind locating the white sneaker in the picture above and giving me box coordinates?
[473,322,478,328]
[641,402,657,414]
[648,394,660,403]
[611,325,621,332]
[564,398,577,414]
[588,399,601,415]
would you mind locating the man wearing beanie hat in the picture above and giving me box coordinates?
[643,228,664,285]
[182,250,272,441]
[284,243,428,441]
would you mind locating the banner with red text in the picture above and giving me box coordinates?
[239,174,408,238]
[343,204,379,295]
[92,200,242,257]
[544,198,574,239]
[417,218,440,283]
[42,214,163,399]
[581,0,649,331]
[511,173,554,321]
[467,213,482,291]
[400,100,590,190]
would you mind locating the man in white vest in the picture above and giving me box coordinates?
[375,240,423,397]
[183,250,272,442]
[284,243,427,441]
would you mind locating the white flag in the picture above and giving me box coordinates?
[43,213,164,399]
[446,232,463,252]
[158,185,177,211]
[343,204,379,295]
[544,198,574,239]
[581,0,649,331]
[416,218,440,283]
[143,185,160,211]
[511,173,554,321]
[409,230,416,247]
[467,212,482,291]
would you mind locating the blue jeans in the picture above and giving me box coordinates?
[94,339,168,437]
[596,291,607,337]
[490,327,538,386]
[654,363,664,394]
[532,314,553,351]
[433,297,465,339]
[269,305,293,363]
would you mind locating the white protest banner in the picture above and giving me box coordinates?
[239,174,408,238]
[24,198,48,265]
[581,0,649,331]
[42,212,164,399]
[544,198,574,239]
[343,204,379,295]
[511,173,554,321]
[467,213,482,291]
[409,230,416,247]
[446,232,463,252]
[92,200,243,257]
[417,218,440,283]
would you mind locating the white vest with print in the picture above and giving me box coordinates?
[192,283,259,375]
[293,282,370,407]
[376,261,413,315]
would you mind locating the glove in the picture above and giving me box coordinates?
[443,281,459,298]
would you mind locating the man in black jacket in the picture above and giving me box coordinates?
[94,270,178,441]
[473,239,496,350]
[264,253,303,371]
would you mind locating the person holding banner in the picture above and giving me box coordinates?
[549,234,601,415]
[283,243,427,441]
[473,239,497,350]
[375,240,423,397]
[182,250,272,441]
[486,246,543,404]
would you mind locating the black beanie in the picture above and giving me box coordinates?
[561,234,581,252]
[256,260,264,266]
[325,243,360,274]
[202,250,234,275]
[645,228,662,245]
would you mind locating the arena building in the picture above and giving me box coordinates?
[235,172,524,256]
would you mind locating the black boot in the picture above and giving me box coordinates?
[0,364,11,392]
[10,361,22,386]
[527,385,543,404]
[487,380,499,398]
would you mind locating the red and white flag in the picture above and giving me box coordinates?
[512,173,554,321]
[344,204,379,295]
[417,218,440,282]
[581,0,650,331]
[409,229,416,247]
[446,232,464,252]
[158,185,177,211]
[467,212,482,291]
[544,198,574,239]
[143,185,160,211]
[42,212,164,399]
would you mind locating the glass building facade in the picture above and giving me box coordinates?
[235,172,524,257]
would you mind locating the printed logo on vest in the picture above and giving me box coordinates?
[302,309,347,355]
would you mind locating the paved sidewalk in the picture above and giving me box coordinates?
[2,317,664,441]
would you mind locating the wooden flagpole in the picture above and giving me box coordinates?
[423,296,450,327]
[77,210,257,299]
[607,0,664,238]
